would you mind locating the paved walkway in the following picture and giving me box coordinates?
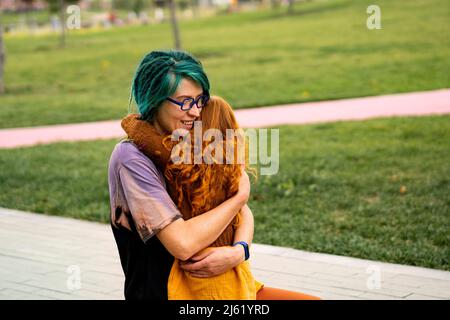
[0,207,449,300]
[1,89,449,148]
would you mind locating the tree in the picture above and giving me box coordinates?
[58,0,66,48]
[153,0,181,49]
[132,0,146,15]
[21,0,36,28]
[45,0,78,48]
[168,0,181,50]
[270,0,280,9]
[190,0,198,18]
[0,20,5,94]
[113,0,148,14]
[287,0,294,14]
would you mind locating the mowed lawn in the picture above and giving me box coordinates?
[1,0,449,128]
[0,115,448,270]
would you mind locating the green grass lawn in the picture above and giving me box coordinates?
[1,115,448,270]
[1,0,449,128]
[1,10,51,27]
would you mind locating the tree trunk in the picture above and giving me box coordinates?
[288,0,294,14]
[168,0,181,50]
[59,0,66,48]
[0,22,5,94]
[271,0,280,9]
[191,0,198,18]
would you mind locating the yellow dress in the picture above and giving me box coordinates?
[168,248,264,300]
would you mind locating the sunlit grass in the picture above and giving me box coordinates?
[1,115,448,270]
[0,0,449,128]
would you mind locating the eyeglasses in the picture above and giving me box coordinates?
[166,94,209,111]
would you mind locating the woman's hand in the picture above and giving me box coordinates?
[179,246,244,278]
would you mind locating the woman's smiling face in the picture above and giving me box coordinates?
[153,77,204,134]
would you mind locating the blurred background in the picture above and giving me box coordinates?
[0,0,449,272]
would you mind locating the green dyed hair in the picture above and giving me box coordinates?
[130,50,210,121]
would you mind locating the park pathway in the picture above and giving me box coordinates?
[0,89,449,149]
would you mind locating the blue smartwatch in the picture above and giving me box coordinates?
[233,241,250,261]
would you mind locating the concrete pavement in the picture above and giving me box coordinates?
[1,207,449,300]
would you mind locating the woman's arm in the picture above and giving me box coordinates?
[117,141,251,265]
[178,204,255,277]
[156,169,251,261]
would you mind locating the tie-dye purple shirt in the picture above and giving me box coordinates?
[108,140,182,243]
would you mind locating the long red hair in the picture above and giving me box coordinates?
[163,96,244,226]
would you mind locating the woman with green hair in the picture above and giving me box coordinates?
[130,50,211,123]
[108,49,320,300]
[108,50,253,300]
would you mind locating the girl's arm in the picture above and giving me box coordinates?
[232,204,254,260]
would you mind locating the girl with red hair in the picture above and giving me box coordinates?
[122,96,320,300]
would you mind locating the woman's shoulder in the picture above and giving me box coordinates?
[110,139,157,169]
[109,139,167,184]
[114,139,138,154]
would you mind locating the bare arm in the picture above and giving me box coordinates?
[156,192,246,261]
[118,149,251,264]
[230,204,254,262]
[234,204,254,246]
[179,204,255,277]
[156,170,251,261]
